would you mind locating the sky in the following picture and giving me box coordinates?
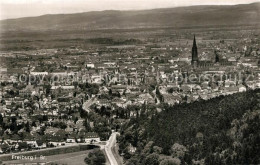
[0,0,260,20]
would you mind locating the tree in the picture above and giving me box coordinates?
[118,89,259,164]
[144,153,160,165]
[109,89,112,95]
[83,120,92,132]
[171,143,187,159]
[0,114,3,125]
[44,84,51,95]
[18,142,28,150]
[10,119,18,132]
[74,117,79,124]
[153,146,163,154]
[156,87,163,102]
[127,157,139,165]
[167,88,174,94]
[160,158,181,165]
[84,149,106,165]
[128,79,131,85]
[25,122,30,132]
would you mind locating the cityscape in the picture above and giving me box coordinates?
[0,1,260,165]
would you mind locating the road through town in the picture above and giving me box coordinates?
[83,97,96,112]
[105,132,119,165]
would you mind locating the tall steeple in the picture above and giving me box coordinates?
[193,35,197,48]
[215,50,220,63]
[191,35,198,67]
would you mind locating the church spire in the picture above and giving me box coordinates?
[215,50,219,63]
[193,35,197,48]
[191,35,198,67]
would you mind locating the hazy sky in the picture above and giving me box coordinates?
[0,0,259,20]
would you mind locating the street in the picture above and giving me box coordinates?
[105,132,119,165]
[83,97,96,112]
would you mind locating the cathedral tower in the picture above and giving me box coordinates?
[191,35,198,67]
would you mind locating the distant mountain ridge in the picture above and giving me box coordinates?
[0,2,260,32]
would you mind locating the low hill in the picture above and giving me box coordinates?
[1,2,260,32]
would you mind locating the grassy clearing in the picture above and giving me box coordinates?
[0,145,98,162]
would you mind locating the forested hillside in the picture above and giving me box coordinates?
[1,3,259,32]
[118,89,260,164]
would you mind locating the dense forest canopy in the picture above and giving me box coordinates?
[118,89,260,164]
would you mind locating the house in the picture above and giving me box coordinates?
[138,93,155,104]
[51,85,75,94]
[9,134,21,143]
[15,142,28,151]
[97,99,111,107]
[91,75,102,84]
[75,119,85,131]
[99,86,109,93]
[57,97,71,106]
[0,145,3,154]
[246,81,256,89]
[238,84,246,92]
[224,86,239,95]
[30,72,48,76]
[25,139,38,148]
[86,63,95,68]
[199,94,210,100]
[111,85,127,95]
[0,143,9,153]
[201,82,209,90]
[19,83,34,97]
[111,98,125,107]
[49,136,66,147]
[180,85,192,93]
[44,127,60,135]
[167,83,180,92]
[66,134,77,143]
[128,143,137,154]
[192,85,202,92]
[36,140,47,149]
[224,80,236,88]
[50,71,68,76]
[163,94,182,105]
[85,132,100,144]
[65,127,74,134]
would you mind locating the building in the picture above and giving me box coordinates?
[191,35,199,67]
[30,72,48,76]
[19,84,34,97]
[84,132,100,144]
[86,63,95,68]
[190,36,233,69]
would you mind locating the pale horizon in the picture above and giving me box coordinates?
[0,0,260,20]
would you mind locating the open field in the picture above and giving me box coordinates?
[0,145,98,162]
[2,150,92,165]
[0,25,259,51]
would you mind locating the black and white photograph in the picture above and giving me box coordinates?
[0,0,260,164]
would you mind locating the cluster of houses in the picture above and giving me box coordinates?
[0,132,100,153]
[0,32,260,155]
